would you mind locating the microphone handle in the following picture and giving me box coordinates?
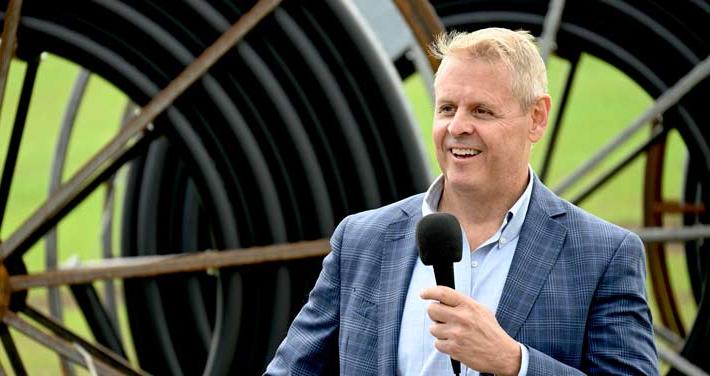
[450,359,461,376]
[432,263,461,375]
[433,263,455,289]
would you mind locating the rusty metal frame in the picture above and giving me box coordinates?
[393,0,445,71]
[3,310,130,376]
[644,119,686,337]
[0,0,21,122]
[10,239,330,291]
[20,305,141,375]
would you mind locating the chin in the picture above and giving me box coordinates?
[444,174,484,193]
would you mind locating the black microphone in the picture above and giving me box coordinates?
[416,213,463,376]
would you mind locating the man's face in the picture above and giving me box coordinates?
[433,54,546,195]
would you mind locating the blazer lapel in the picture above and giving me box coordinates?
[495,178,567,338]
[377,201,421,375]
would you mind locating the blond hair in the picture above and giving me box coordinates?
[430,28,548,109]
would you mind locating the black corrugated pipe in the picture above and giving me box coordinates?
[0,0,430,374]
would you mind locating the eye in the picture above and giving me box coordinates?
[472,106,494,118]
[437,104,455,116]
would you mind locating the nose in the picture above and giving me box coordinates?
[448,110,474,136]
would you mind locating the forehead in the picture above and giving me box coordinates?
[434,55,515,104]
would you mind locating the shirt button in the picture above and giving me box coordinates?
[500,237,507,245]
[471,261,479,268]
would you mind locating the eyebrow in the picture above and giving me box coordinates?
[435,97,497,110]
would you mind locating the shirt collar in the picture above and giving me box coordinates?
[421,166,535,248]
[422,174,445,217]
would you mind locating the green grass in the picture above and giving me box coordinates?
[0,54,131,374]
[0,284,137,376]
[0,51,696,373]
[0,54,128,272]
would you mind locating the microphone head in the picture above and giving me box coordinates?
[416,213,463,265]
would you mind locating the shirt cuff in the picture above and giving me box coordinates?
[517,342,529,376]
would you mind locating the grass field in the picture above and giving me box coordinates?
[0,50,695,374]
[0,55,130,374]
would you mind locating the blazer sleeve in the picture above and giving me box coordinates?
[527,231,659,375]
[263,217,348,375]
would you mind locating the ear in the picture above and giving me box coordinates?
[528,94,551,143]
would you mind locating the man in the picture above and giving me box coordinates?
[265,28,658,375]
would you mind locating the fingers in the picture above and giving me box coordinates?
[420,285,461,307]
[423,286,459,324]
[430,321,446,338]
[434,338,458,359]
[432,333,464,362]
[426,300,453,323]
[430,323,456,358]
[422,286,478,324]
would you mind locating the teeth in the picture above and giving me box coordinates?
[451,148,480,156]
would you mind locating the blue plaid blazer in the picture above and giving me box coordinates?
[265,177,658,375]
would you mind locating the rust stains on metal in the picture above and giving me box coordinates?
[393,0,445,71]
[3,310,128,376]
[643,126,686,337]
[22,305,148,376]
[0,265,9,318]
[0,0,23,125]
[11,238,330,291]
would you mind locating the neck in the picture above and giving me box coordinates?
[438,169,530,227]
[438,172,529,250]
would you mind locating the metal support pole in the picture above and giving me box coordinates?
[0,0,22,125]
[554,55,710,196]
[393,0,445,71]
[539,0,566,62]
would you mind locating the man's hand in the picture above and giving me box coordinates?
[420,286,522,376]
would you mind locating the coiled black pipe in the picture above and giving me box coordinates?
[1,0,429,374]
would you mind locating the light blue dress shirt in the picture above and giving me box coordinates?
[397,170,534,376]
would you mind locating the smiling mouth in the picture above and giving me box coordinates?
[450,147,481,159]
